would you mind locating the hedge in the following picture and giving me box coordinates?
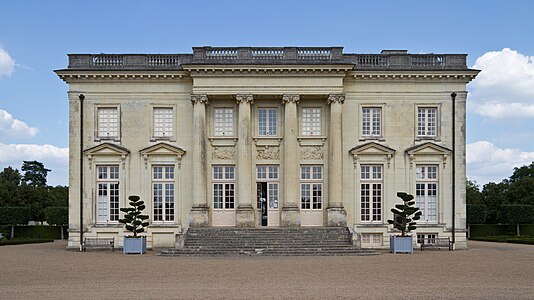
[0,207,31,225]
[498,205,534,224]
[0,225,68,240]
[467,204,487,224]
[469,224,534,237]
[0,238,54,246]
[45,206,68,225]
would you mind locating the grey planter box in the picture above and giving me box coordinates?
[123,236,146,254]
[390,235,413,254]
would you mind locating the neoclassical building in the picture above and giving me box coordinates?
[56,47,478,250]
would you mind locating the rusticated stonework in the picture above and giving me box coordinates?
[300,146,324,160]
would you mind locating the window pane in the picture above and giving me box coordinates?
[98,108,118,138]
[154,108,173,137]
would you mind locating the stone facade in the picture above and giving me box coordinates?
[56,47,478,250]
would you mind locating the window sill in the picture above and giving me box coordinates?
[95,138,120,143]
[298,136,327,146]
[209,136,238,147]
[149,223,179,228]
[359,136,385,142]
[415,136,440,142]
[356,223,387,227]
[150,137,176,142]
[93,223,122,228]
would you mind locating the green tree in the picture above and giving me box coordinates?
[0,167,22,207]
[466,179,483,204]
[387,192,422,236]
[119,195,149,237]
[21,160,51,187]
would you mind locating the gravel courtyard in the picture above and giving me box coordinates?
[1,240,533,299]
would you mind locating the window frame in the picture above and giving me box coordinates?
[361,106,383,139]
[213,107,235,137]
[152,107,175,140]
[415,165,439,224]
[300,165,323,210]
[359,165,383,223]
[152,165,175,223]
[301,107,322,136]
[416,105,440,140]
[95,105,120,141]
[212,165,236,210]
[96,165,120,224]
[257,107,278,137]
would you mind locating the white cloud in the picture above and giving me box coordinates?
[468,48,534,119]
[0,47,15,77]
[467,141,534,185]
[0,143,68,186]
[0,108,39,140]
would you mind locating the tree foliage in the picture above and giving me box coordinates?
[119,195,149,238]
[467,161,534,224]
[0,207,31,225]
[0,162,68,222]
[387,192,422,236]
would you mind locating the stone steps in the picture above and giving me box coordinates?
[159,227,378,257]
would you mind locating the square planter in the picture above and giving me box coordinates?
[123,236,147,254]
[390,235,413,254]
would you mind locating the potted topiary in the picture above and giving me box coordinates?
[119,195,149,254]
[387,192,422,254]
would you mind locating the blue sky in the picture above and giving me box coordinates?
[0,0,533,186]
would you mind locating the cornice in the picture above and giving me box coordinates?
[346,70,479,82]
[181,64,354,76]
[54,70,190,83]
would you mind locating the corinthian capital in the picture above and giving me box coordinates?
[235,94,254,104]
[327,93,345,104]
[282,94,300,104]
[191,94,209,105]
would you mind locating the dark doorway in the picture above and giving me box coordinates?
[257,182,267,226]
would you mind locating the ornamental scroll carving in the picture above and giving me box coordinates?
[327,93,345,104]
[191,94,209,105]
[212,147,235,160]
[282,94,300,104]
[301,146,324,160]
[257,146,280,160]
[235,94,254,104]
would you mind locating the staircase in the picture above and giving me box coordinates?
[159,227,378,256]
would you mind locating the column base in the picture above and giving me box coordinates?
[281,206,301,227]
[327,207,347,227]
[189,206,210,227]
[236,206,255,227]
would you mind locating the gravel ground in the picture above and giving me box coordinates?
[1,240,533,299]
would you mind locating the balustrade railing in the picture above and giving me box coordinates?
[65,48,467,70]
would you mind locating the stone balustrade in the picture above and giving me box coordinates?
[65,47,468,70]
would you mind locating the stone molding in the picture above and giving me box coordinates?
[191,94,209,105]
[301,146,324,160]
[212,147,235,160]
[282,94,300,104]
[257,146,280,160]
[327,93,345,104]
[235,94,254,104]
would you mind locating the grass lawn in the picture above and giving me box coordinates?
[470,235,534,245]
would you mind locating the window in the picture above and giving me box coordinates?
[416,165,438,223]
[153,108,173,138]
[362,107,381,137]
[96,165,119,223]
[256,165,279,209]
[417,233,438,244]
[152,166,175,222]
[214,108,234,136]
[213,166,235,209]
[302,108,321,136]
[361,234,383,246]
[258,108,277,136]
[360,165,382,222]
[417,107,437,137]
[300,166,322,210]
[97,107,119,139]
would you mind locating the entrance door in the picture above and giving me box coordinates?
[256,166,280,227]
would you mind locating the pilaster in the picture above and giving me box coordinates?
[327,93,347,226]
[235,94,255,227]
[189,94,210,227]
[281,94,301,227]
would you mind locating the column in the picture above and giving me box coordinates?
[327,93,347,226]
[281,94,301,227]
[235,94,255,227]
[189,94,210,227]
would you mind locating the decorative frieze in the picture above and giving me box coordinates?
[212,147,235,160]
[257,146,280,160]
[300,146,324,160]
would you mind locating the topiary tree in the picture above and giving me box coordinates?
[387,192,422,236]
[119,195,149,238]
